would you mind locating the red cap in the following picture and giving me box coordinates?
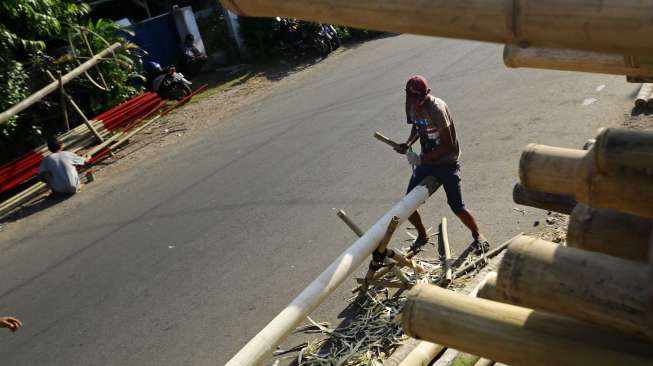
[406,75,429,96]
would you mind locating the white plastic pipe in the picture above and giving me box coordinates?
[226,177,440,366]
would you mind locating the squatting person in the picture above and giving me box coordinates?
[38,138,88,195]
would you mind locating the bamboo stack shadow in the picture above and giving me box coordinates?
[401,126,653,366]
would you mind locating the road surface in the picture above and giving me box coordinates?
[0,34,637,365]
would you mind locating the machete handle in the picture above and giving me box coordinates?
[374,131,401,149]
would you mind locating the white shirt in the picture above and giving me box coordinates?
[38,151,85,194]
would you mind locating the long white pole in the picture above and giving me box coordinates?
[226,177,440,366]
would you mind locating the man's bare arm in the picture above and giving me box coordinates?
[395,125,418,154]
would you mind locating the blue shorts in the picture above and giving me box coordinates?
[407,162,465,214]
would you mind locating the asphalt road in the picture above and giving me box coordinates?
[0,35,638,365]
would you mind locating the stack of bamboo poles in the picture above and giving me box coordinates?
[401,127,653,366]
[0,85,207,219]
[634,83,653,109]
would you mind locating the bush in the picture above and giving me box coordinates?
[238,17,281,60]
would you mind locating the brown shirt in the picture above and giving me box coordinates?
[406,95,460,165]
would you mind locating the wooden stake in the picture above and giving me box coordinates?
[221,0,653,57]
[360,216,402,292]
[46,71,104,142]
[453,233,524,279]
[337,209,364,237]
[439,217,452,286]
[504,45,653,78]
[567,204,652,262]
[496,235,650,337]
[374,131,401,150]
[387,249,424,274]
[512,183,576,214]
[337,210,415,291]
[57,71,70,132]
[402,284,653,366]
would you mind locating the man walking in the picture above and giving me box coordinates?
[38,138,88,195]
[395,75,489,253]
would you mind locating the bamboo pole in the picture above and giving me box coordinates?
[0,183,50,218]
[57,71,70,132]
[225,177,440,366]
[495,235,649,337]
[649,234,653,339]
[503,45,653,77]
[636,84,653,108]
[439,218,452,286]
[385,268,497,366]
[512,183,576,214]
[337,209,364,237]
[518,144,585,196]
[473,358,494,366]
[567,204,652,262]
[594,128,653,174]
[45,71,105,142]
[476,272,499,302]
[395,342,445,366]
[359,216,402,293]
[453,233,523,279]
[337,210,398,293]
[519,144,653,218]
[402,284,653,366]
[220,0,653,56]
[336,210,420,292]
[0,42,121,125]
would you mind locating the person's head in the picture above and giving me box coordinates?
[47,138,63,153]
[405,75,431,123]
[405,75,431,106]
[146,61,163,74]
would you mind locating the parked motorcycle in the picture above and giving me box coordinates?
[319,24,340,51]
[146,61,192,101]
[274,18,333,58]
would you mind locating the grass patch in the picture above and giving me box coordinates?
[451,352,481,366]
[189,69,258,104]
